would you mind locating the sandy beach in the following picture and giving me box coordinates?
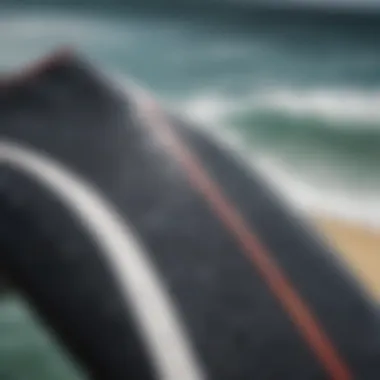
[313,217,380,301]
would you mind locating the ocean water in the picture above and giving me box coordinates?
[1,6,380,226]
[0,294,85,380]
[0,3,379,379]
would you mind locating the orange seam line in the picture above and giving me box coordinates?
[146,106,353,380]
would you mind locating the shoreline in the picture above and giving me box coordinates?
[311,215,380,301]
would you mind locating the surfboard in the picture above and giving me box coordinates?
[0,50,379,380]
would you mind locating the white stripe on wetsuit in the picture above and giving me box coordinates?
[0,140,204,380]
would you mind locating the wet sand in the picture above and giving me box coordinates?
[314,217,380,301]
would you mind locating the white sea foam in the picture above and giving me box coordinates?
[254,88,380,127]
[179,93,237,125]
[255,156,380,229]
[167,90,380,227]
[203,121,380,228]
[178,87,380,128]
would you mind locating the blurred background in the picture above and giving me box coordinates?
[0,0,379,378]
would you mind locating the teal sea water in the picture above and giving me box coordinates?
[1,5,379,226]
[0,3,379,379]
[0,294,85,380]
